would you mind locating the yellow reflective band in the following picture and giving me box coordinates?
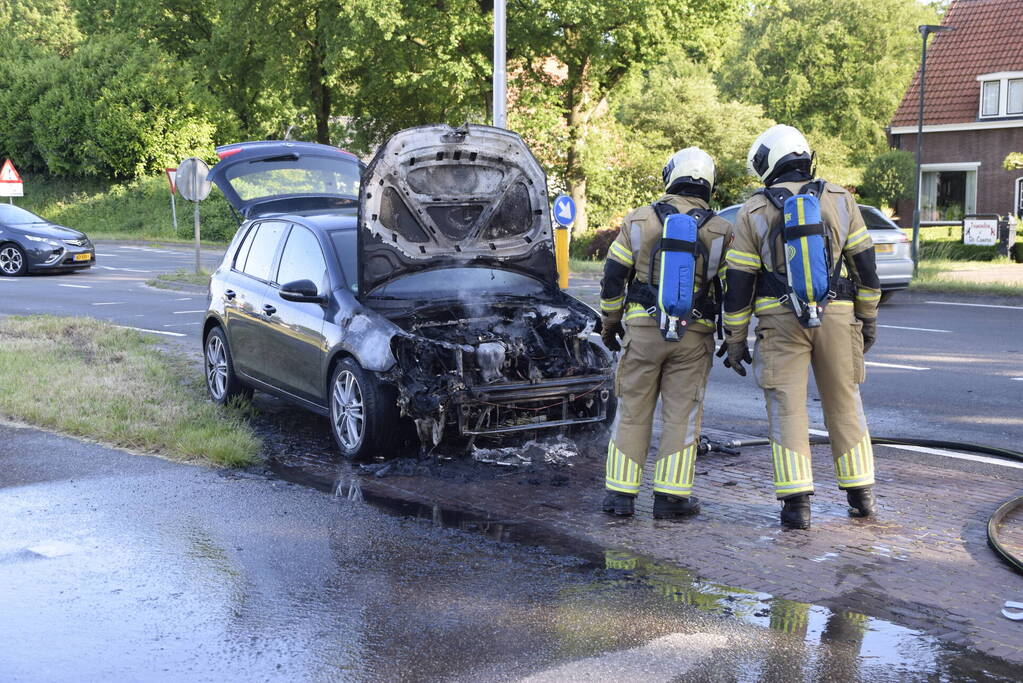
[830,300,853,306]
[726,250,761,268]
[624,303,649,321]
[772,441,814,497]
[836,433,875,488]
[694,317,715,329]
[653,443,697,495]
[723,308,752,326]
[846,228,869,248]
[754,297,784,313]
[600,295,625,312]
[609,242,634,266]
[605,440,642,494]
[856,289,881,301]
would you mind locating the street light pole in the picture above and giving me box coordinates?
[912,24,954,275]
[493,0,507,129]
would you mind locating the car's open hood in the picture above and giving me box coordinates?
[359,124,558,294]
[208,141,364,219]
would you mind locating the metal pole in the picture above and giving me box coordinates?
[170,192,178,234]
[194,201,201,275]
[493,0,507,129]
[912,30,928,276]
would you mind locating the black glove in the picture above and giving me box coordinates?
[718,341,752,376]
[601,320,624,352]
[858,317,877,354]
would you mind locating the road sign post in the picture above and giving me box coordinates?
[166,168,178,234]
[176,158,212,275]
[0,159,24,204]
[552,194,576,290]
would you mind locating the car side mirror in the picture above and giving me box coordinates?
[279,279,326,304]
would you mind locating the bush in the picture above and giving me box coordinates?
[860,149,915,209]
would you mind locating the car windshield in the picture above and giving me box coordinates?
[369,267,548,300]
[859,205,898,230]
[0,204,45,224]
[224,155,361,202]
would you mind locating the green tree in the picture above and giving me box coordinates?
[0,0,82,56]
[860,149,915,209]
[512,0,742,233]
[718,0,937,163]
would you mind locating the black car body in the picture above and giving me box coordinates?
[0,204,94,276]
[203,128,614,459]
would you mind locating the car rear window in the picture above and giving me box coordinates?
[224,155,361,202]
[858,206,897,230]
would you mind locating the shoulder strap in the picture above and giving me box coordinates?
[652,201,679,224]
[799,179,826,198]
[758,186,792,211]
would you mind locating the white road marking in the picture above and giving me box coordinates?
[163,322,200,327]
[57,284,91,289]
[115,325,185,337]
[808,428,1023,470]
[1012,378,1023,381]
[174,297,193,301]
[878,324,950,333]
[98,266,151,273]
[926,300,1023,311]
[94,253,118,257]
[865,360,930,371]
[91,302,125,306]
[172,310,205,314]
[0,278,18,282]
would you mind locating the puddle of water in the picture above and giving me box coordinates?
[267,459,1021,682]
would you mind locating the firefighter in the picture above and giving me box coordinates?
[721,124,880,530]
[600,147,732,519]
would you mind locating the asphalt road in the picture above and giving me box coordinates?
[2,422,1009,681]
[1,240,1021,455]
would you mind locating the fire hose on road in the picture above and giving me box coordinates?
[704,435,1023,577]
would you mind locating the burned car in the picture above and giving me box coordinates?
[203,126,615,459]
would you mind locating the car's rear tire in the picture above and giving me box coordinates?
[204,326,252,404]
[879,290,898,305]
[329,357,400,461]
[0,243,27,276]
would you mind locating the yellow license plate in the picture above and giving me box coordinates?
[74,253,92,262]
[874,244,894,255]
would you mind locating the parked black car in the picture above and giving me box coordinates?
[203,129,615,460]
[0,204,94,276]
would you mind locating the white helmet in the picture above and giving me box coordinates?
[662,147,715,196]
[747,124,812,184]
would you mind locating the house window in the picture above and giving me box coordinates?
[977,72,1023,118]
[920,164,978,223]
[981,81,1000,117]
[1008,79,1023,115]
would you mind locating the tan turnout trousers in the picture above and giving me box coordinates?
[605,324,715,497]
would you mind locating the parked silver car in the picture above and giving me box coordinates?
[716,202,912,303]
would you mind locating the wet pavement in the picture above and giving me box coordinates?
[4,421,1022,681]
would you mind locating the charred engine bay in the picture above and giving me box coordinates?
[386,299,610,444]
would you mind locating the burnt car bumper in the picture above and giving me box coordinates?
[457,374,613,436]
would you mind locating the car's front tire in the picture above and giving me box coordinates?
[0,243,27,276]
[204,326,252,404]
[329,357,400,461]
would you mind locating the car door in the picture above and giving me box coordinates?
[261,223,330,403]
[224,220,288,382]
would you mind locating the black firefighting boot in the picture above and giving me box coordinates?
[780,494,812,530]
[846,486,876,518]
[602,491,635,517]
[652,493,701,519]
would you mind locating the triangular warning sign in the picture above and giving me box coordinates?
[0,159,22,183]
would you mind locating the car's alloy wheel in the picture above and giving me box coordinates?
[206,334,229,401]
[0,245,25,276]
[332,370,365,451]
[203,326,251,404]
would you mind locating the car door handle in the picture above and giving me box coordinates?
[224,289,236,300]
[263,304,276,316]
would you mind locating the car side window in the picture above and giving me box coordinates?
[241,221,287,282]
[276,225,327,290]
[233,222,260,271]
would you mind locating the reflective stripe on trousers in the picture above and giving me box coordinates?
[652,442,698,497]
[605,440,642,494]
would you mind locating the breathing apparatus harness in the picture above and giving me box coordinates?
[756,180,856,328]
[624,202,722,341]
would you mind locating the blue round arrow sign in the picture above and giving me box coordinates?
[552,194,576,226]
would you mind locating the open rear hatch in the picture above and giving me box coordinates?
[208,141,363,219]
[359,124,558,293]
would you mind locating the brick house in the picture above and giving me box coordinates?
[888,0,1023,226]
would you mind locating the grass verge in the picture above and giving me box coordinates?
[0,316,260,467]
[569,257,603,275]
[148,268,212,290]
[910,260,1023,297]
